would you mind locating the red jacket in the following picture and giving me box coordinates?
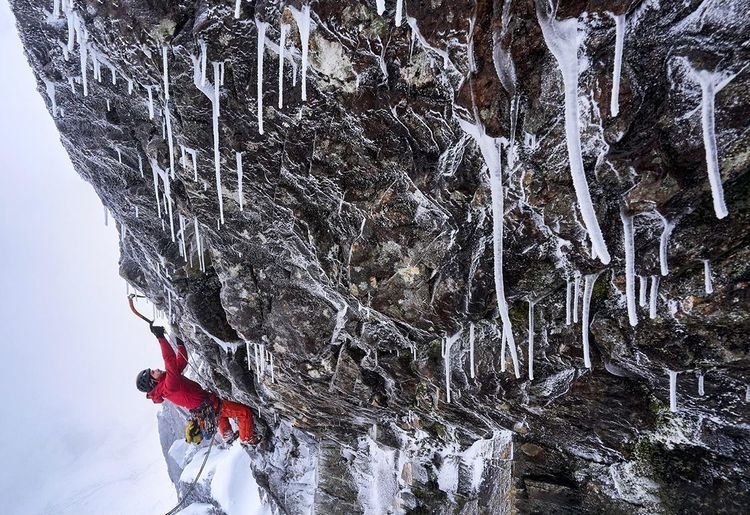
[147,337,214,411]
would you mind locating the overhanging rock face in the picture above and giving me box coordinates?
[13,0,749,512]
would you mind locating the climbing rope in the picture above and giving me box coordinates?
[165,435,217,515]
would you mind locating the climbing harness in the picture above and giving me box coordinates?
[165,435,217,515]
[189,398,222,441]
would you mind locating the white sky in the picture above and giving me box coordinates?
[0,2,175,512]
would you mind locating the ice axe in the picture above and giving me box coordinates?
[128,293,154,325]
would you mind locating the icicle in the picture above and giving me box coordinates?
[270,353,275,383]
[42,79,57,118]
[146,86,154,119]
[565,278,572,325]
[668,370,678,412]
[375,0,385,16]
[639,275,648,307]
[212,62,224,225]
[649,275,659,319]
[609,13,625,117]
[152,164,161,218]
[698,373,705,396]
[106,98,111,111]
[412,345,416,361]
[528,300,535,380]
[109,64,116,85]
[458,119,520,378]
[395,0,404,26]
[220,61,225,86]
[290,5,311,101]
[116,147,122,163]
[694,70,729,218]
[443,330,462,403]
[138,154,143,177]
[278,23,289,109]
[52,0,61,19]
[581,272,599,369]
[162,46,169,101]
[77,22,89,96]
[621,210,638,326]
[659,214,674,276]
[200,41,207,86]
[68,77,75,94]
[165,103,175,179]
[702,259,713,294]
[469,322,475,379]
[234,0,242,18]
[256,19,268,134]
[236,152,244,211]
[573,273,581,323]
[135,206,139,218]
[127,78,133,95]
[536,4,611,264]
[745,385,750,403]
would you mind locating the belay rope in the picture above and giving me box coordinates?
[165,435,217,515]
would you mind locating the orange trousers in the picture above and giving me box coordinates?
[217,399,255,442]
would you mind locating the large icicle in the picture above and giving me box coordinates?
[649,275,659,319]
[256,19,268,134]
[278,23,289,108]
[395,0,404,26]
[443,330,462,403]
[639,275,648,307]
[668,370,678,412]
[582,272,600,368]
[236,151,244,211]
[573,273,581,323]
[620,210,638,326]
[694,69,729,218]
[290,5,311,102]
[212,62,223,224]
[234,0,242,18]
[536,2,611,264]
[702,259,713,294]
[658,213,674,276]
[162,46,170,101]
[458,119,520,379]
[528,300,535,380]
[375,0,385,16]
[469,322,475,379]
[609,13,625,117]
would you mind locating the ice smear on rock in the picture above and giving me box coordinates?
[535,1,611,264]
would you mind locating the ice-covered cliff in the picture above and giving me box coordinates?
[12,0,749,512]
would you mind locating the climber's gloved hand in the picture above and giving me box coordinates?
[150,325,166,338]
[175,336,185,346]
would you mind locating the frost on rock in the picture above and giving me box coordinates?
[535,0,611,264]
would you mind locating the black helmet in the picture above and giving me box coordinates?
[136,369,157,393]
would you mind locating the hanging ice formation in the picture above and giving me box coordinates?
[146,86,154,119]
[658,213,674,276]
[536,1,611,264]
[194,216,206,272]
[702,259,713,294]
[234,0,242,19]
[106,98,110,111]
[442,330,462,403]
[691,68,733,219]
[116,146,122,163]
[164,103,175,179]
[609,13,625,117]
[162,46,169,101]
[698,373,705,396]
[638,275,648,307]
[256,19,268,134]
[458,118,520,379]
[469,322,475,379]
[582,272,600,368]
[565,278,573,325]
[395,0,404,26]
[573,272,581,323]
[290,5,311,102]
[278,23,289,108]
[528,300,535,380]
[138,154,143,177]
[191,43,224,224]
[236,152,244,211]
[668,370,678,412]
[649,275,659,319]
[620,210,638,326]
[42,79,57,117]
[406,16,452,69]
[149,158,176,242]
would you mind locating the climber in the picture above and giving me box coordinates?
[136,324,261,446]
